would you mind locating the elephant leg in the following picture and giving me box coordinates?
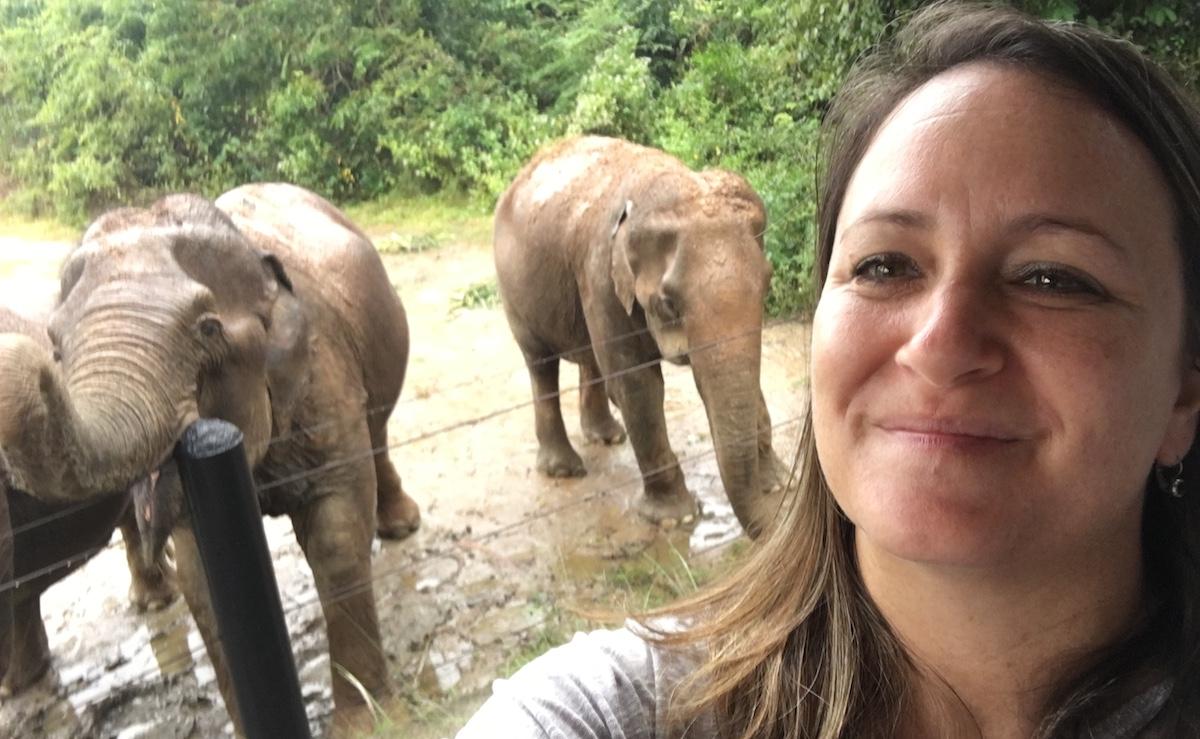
[368,418,420,541]
[119,507,178,612]
[0,595,51,696]
[528,354,585,477]
[579,353,626,445]
[291,488,389,735]
[172,525,244,735]
[607,363,697,525]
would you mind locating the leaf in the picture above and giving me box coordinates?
[1045,0,1079,22]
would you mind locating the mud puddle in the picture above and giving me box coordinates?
[0,233,810,737]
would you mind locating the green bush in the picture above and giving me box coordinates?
[2,0,1199,312]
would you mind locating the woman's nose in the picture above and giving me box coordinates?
[894,282,1004,388]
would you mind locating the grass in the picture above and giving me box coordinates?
[345,192,493,250]
[451,279,501,311]
[375,231,442,255]
[0,211,79,242]
[590,537,748,614]
[0,189,491,250]
[499,538,750,674]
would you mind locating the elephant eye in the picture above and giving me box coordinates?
[197,314,224,340]
[655,292,682,324]
[661,295,680,322]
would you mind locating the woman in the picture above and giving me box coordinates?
[458,3,1200,737]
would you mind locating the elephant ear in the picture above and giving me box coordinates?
[610,199,636,315]
[259,253,310,426]
[260,252,294,293]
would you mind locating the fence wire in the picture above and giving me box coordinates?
[3,311,799,734]
[0,314,703,542]
[265,315,683,450]
[0,343,758,592]
[61,413,802,720]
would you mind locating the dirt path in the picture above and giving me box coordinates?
[0,232,810,737]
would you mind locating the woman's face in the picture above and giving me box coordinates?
[811,63,1200,569]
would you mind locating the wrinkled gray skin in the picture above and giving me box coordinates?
[0,307,176,697]
[0,183,417,732]
[494,136,785,536]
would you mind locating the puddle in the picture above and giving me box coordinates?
[0,236,810,736]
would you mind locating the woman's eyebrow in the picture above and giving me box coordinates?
[842,208,931,234]
[843,210,1131,257]
[1006,213,1129,257]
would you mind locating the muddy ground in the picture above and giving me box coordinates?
[0,229,809,738]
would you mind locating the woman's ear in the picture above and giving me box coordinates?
[1156,359,1200,464]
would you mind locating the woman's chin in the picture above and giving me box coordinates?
[853,506,1025,572]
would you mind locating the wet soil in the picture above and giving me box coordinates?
[0,231,810,737]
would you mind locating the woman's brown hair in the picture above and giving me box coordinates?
[641,2,1200,736]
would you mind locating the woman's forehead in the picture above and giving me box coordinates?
[837,63,1175,249]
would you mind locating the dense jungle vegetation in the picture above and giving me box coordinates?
[2,0,1198,312]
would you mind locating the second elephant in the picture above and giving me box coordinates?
[494,136,785,535]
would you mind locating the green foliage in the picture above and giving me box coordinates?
[566,28,655,140]
[375,232,441,255]
[343,191,494,245]
[3,0,1200,310]
[1001,1,1200,87]
[452,279,501,311]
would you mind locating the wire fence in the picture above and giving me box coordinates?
[0,314,705,544]
[57,412,802,724]
[1,317,804,734]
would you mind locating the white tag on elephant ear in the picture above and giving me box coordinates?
[611,200,632,239]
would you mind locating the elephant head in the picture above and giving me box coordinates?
[0,194,309,505]
[609,169,778,533]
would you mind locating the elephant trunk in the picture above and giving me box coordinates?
[0,291,198,502]
[688,313,766,537]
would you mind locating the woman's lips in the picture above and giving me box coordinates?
[874,416,1027,449]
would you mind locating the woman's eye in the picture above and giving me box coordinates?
[1015,264,1106,298]
[852,253,919,282]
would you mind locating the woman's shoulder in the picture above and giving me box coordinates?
[455,620,712,738]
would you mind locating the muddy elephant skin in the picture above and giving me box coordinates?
[0,183,418,732]
[0,307,176,698]
[494,136,784,536]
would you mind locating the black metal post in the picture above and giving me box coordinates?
[174,418,311,739]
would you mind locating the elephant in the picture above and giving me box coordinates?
[0,183,419,733]
[0,306,177,697]
[493,136,785,536]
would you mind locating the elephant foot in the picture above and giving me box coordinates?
[2,598,52,697]
[0,637,51,697]
[537,446,586,478]
[0,660,51,697]
[583,417,627,446]
[377,489,421,540]
[635,490,700,530]
[129,563,179,612]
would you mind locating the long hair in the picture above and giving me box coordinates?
[640,3,1200,737]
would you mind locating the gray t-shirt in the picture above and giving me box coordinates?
[456,625,1171,738]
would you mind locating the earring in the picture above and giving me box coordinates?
[1155,461,1186,499]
